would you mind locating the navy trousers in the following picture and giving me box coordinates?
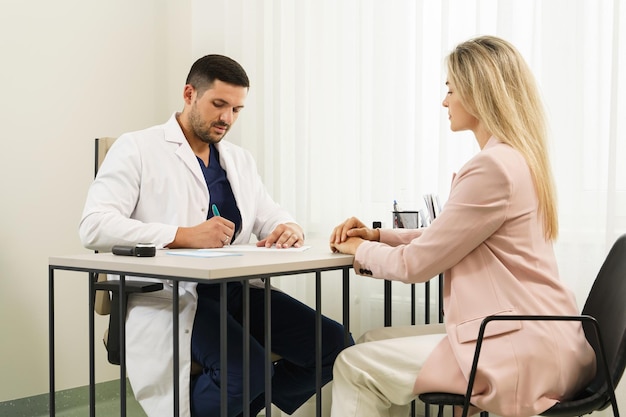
[190,282,354,417]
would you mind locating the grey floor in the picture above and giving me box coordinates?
[49,381,147,417]
[42,399,147,417]
[3,383,441,417]
[1,379,147,417]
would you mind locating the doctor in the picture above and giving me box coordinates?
[80,54,352,417]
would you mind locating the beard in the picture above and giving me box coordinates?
[188,103,230,144]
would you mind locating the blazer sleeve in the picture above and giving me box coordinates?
[379,228,424,245]
[354,147,519,283]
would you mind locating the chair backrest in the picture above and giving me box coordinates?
[95,136,117,177]
[580,233,626,393]
[93,137,117,315]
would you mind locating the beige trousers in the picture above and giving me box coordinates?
[330,324,446,417]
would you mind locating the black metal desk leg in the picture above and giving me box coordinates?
[438,273,444,323]
[411,283,416,325]
[48,267,55,417]
[243,280,250,417]
[264,278,273,417]
[119,275,127,417]
[424,281,431,324]
[220,282,228,417]
[315,271,322,417]
[88,275,96,417]
[342,268,350,347]
[173,280,180,417]
[384,280,392,326]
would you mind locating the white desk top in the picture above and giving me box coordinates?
[49,239,354,282]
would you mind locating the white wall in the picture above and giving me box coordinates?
[0,0,191,401]
[2,2,625,417]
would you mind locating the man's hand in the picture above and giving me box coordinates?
[169,217,236,248]
[257,222,304,248]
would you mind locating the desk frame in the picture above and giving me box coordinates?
[49,249,353,417]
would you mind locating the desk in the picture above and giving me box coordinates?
[48,241,354,417]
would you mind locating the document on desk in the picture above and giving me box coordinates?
[211,244,311,253]
[166,250,243,258]
[166,245,310,258]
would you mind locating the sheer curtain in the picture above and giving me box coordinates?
[195,0,624,415]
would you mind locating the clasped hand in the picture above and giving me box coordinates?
[329,217,380,255]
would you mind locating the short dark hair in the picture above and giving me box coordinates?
[186,54,250,94]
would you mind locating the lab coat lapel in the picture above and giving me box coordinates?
[163,116,208,194]
[216,142,240,197]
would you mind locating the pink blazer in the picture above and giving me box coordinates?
[354,138,596,417]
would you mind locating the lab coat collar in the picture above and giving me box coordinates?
[163,112,208,197]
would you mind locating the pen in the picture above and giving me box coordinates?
[212,204,231,246]
[393,199,404,228]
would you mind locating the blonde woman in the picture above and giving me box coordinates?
[329,36,596,417]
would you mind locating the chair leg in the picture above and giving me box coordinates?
[455,406,489,417]
[422,402,489,417]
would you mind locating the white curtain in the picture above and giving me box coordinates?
[194,0,625,414]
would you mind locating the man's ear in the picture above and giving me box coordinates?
[182,84,195,104]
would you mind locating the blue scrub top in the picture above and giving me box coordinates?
[196,143,242,243]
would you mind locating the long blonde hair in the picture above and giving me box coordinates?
[446,35,558,240]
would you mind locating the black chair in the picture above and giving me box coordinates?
[419,233,626,417]
[91,137,163,365]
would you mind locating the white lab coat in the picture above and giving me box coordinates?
[79,113,297,417]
